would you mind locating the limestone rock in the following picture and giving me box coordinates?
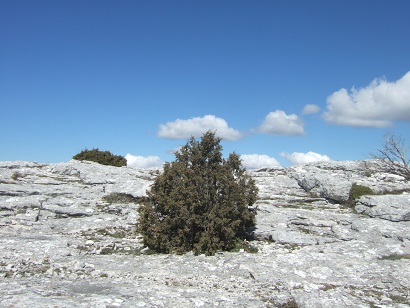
[287,161,362,202]
[356,194,410,222]
[1,159,410,307]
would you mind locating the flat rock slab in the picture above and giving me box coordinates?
[356,194,410,222]
[1,160,410,307]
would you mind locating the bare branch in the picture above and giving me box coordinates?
[370,133,410,181]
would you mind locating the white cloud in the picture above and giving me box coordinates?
[157,115,242,141]
[323,71,410,127]
[302,104,321,115]
[240,154,281,169]
[257,110,304,135]
[280,151,331,165]
[125,154,163,168]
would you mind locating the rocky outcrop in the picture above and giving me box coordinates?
[1,160,410,307]
[356,194,410,222]
[288,162,356,202]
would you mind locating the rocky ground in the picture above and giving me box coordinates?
[1,159,410,307]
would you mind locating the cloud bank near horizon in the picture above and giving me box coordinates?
[280,151,331,165]
[240,154,281,169]
[323,71,410,127]
[125,154,163,168]
[125,151,332,169]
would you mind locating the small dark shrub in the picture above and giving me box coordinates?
[349,183,375,200]
[379,253,410,260]
[103,193,142,204]
[11,171,23,181]
[73,148,126,167]
[277,299,299,308]
[137,131,258,256]
[346,183,375,208]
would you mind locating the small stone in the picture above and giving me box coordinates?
[84,263,95,270]
[73,261,85,270]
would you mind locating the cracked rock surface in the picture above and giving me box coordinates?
[1,160,410,307]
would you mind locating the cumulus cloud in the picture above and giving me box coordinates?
[240,154,281,169]
[280,151,331,165]
[125,154,163,168]
[323,71,410,127]
[157,115,242,141]
[257,110,304,135]
[302,104,321,115]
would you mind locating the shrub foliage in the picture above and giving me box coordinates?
[346,183,375,207]
[137,131,258,255]
[103,193,142,204]
[73,148,127,167]
[349,183,375,200]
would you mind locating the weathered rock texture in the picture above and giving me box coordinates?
[1,160,410,307]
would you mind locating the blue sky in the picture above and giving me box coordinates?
[1,0,410,168]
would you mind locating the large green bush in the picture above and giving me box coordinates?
[73,148,127,167]
[137,131,258,256]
